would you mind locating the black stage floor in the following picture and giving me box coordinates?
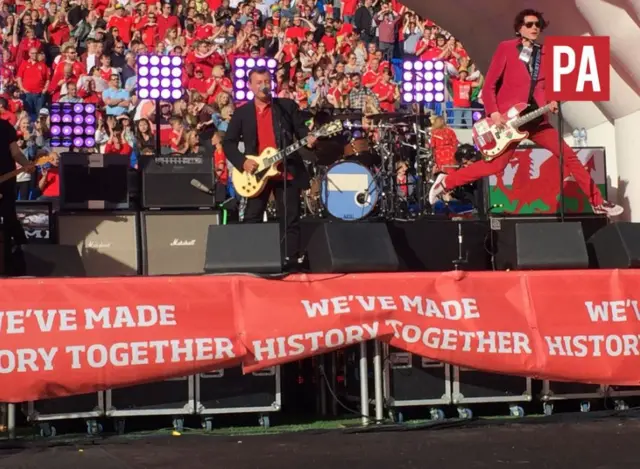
[1,417,637,468]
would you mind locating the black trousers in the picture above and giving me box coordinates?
[0,186,27,275]
[243,179,301,259]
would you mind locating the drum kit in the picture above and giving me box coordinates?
[296,109,458,221]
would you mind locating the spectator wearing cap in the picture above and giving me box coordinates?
[106,4,133,44]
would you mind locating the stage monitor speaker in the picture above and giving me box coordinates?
[587,222,640,269]
[204,223,282,274]
[515,222,589,270]
[143,210,220,275]
[140,153,215,209]
[59,153,130,210]
[58,212,139,276]
[19,245,86,277]
[308,222,400,273]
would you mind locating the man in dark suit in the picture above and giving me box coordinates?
[429,9,622,217]
[223,67,316,264]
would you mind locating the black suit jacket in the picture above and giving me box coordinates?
[223,98,311,190]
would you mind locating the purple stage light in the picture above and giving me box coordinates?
[136,54,183,101]
[232,56,278,103]
[84,137,96,148]
[401,59,446,104]
[50,101,98,149]
[472,111,484,122]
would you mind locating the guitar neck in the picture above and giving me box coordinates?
[0,167,27,184]
[262,133,317,168]
[512,104,553,128]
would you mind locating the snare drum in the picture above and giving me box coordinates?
[320,161,379,221]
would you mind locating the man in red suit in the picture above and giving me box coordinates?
[429,9,623,217]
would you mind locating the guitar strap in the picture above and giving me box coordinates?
[527,44,542,104]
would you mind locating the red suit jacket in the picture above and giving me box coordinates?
[481,38,548,118]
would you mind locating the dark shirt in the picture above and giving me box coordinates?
[0,119,18,177]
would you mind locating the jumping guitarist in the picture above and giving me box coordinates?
[429,9,623,217]
[223,67,317,266]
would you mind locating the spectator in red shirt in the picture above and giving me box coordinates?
[38,152,60,201]
[104,122,133,155]
[0,98,17,126]
[16,47,49,121]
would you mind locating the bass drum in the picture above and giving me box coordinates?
[320,161,379,221]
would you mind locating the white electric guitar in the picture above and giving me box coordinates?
[472,103,554,161]
[232,120,343,199]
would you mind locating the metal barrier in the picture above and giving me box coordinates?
[445,107,483,129]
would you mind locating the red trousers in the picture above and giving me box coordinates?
[446,123,604,207]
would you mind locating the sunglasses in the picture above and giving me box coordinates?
[524,21,540,28]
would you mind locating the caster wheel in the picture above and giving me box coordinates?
[172,418,184,432]
[457,407,473,419]
[114,419,126,435]
[509,405,525,418]
[580,401,591,413]
[86,420,102,436]
[202,418,214,431]
[430,408,445,421]
[614,400,629,411]
[39,423,56,437]
[388,410,404,423]
[258,415,270,429]
[543,403,554,416]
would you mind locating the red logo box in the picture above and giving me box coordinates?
[544,36,610,102]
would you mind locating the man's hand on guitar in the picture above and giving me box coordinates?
[243,159,258,174]
[549,101,559,114]
[490,112,507,128]
[306,135,317,148]
[23,162,36,174]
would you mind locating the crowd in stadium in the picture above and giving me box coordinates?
[0,0,485,201]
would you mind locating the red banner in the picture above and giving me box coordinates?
[1,270,640,403]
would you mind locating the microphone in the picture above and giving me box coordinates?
[260,86,271,96]
[190,179,213,195]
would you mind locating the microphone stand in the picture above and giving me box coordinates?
[270,94,291,267]
[557,101,565,222]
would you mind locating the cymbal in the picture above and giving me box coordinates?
[366,112,413,121]
[332,112,365,120]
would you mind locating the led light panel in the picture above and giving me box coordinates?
[50,102,97,148]
[401,60,446,104]
[232,57,278,102]
[136,54,184,101]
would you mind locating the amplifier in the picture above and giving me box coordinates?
[58,211,140,276]
[59,153,130,210]
[16,201,53,244]
[142,210,220,275]
[140,154,215,209]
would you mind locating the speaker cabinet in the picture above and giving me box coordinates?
[588,222,640,269]
[491,215,607,270]
[142,210,220,275]
[515,222,589,270]
[58,212,140,276]
[204,223,282,274]
[308,222,400,273]
[19,245,86,277]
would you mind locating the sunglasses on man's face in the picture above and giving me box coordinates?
[524,21,540,28]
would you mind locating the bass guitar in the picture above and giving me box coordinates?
[232,120,343,199]
[0,154,55,200]
[472,102,554,161]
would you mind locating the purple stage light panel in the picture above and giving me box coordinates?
[84,137,96,148]
[50,100,97,148]
[232,56,278,103]
[401,59,446,104]
[136,54,183,101]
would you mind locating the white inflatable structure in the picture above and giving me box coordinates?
[403,0,640,219]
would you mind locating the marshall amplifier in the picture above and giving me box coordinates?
[141,210,220,275]
[16,201,53,244]
[140,154,215,209]
[58,212,140,276]
[59,153,130,211]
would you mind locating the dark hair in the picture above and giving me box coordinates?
[455,143,481,166]
[248,66,271,81]
[513,9,548,34]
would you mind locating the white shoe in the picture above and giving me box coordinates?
[428,173,447,205]
[593,201,624,217]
